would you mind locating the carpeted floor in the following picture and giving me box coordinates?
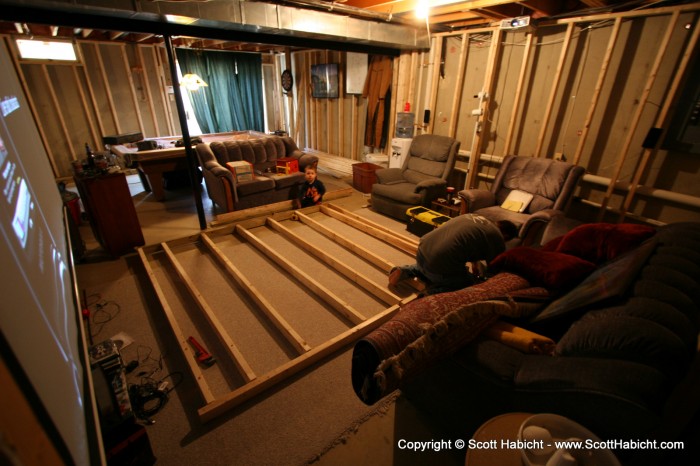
[75,173,466,466]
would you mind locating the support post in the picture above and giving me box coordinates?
[163,35,207,230]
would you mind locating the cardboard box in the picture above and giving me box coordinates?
[276,157,299,175]
[226,161,254,183]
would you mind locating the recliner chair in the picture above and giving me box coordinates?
[371,134,460,221]
[458,155,585,246]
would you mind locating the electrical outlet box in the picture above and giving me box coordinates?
[554,152,566,161]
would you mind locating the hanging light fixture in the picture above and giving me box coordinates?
[180,73,208,91]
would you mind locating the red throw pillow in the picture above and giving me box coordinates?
[490,247,596,291]
[554,223,656,264]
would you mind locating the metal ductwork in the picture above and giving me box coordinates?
[0,0,430,53]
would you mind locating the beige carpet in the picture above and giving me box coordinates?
[76,175,465,466]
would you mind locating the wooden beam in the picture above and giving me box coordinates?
[71,65,100,150]
[534,22,574,158]
[267,217,401,305]
[427,35,443,134]
[41,64,73,165]
[136,45,160,136]
[448,32,469,138]
[619,12,697,221]
[295,211,399,273]
[198,294,418,422]
[94,43,121,134]
[572,17,622,165]
[503,31,533,155]
[235,224,368,325]
[466,27,503,190]
[200,233,311,354]
[120,44,145,136]
[137,247,215,404]
[320,204,419,255]
[161,242,258,383]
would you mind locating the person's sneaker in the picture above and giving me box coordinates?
[389,267,407,287]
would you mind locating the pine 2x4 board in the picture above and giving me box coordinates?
[137,203,420,423]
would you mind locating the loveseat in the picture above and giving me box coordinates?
[195,136,318,212]
[352,222,700,453]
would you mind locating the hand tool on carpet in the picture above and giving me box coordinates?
[187,336,216,366]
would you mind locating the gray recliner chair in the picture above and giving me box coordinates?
[371,134,460,221]
[458,155,585,246]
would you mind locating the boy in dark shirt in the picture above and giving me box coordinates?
[296,163,326,208]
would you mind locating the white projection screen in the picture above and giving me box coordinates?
[0,42,101,465]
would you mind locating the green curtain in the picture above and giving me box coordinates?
[176,48,264,134]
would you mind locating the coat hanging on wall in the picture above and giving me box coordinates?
[363,55,393,149]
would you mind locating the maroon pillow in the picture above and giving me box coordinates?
[490,247,596,291]
[554,223,656,264]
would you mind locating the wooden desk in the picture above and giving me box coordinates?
[109,131,264,201]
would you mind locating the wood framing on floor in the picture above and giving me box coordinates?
[137,202,420,423]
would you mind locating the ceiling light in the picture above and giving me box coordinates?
[415,0,430,19]
[180,73,208,91]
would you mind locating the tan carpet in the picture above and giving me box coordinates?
[75,176,467,466]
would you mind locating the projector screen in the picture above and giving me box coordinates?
[0,42,99,465]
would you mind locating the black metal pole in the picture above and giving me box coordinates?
[163,34,208,230]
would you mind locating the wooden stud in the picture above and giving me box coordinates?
[503,31,533,156]
[94,43,121,134]
[534,23,574,158]
[467,27,503,190]
[137,248,216,404]
[235,224,368,325]
[295,211,398,272]
[200,233,311,354]
[619,12,697,220]
[161,242,258,383]
[136,44,160,136]
[198,294,418,422]
[267,217,401,305]
[71,65,100,150]
[573,18,622,165]
[153,46,175,136]
[427,36,443,134]
[78,41,107,138]
[120,44,145,135]
[320,204,418,255]
[597,11,679,221]
[448,32,469,138]
[41,64,73,165]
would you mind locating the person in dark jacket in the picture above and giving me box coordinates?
[390,214,517,294]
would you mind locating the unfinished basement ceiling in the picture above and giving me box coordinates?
[0,0,694,54]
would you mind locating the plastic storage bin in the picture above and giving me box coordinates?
[352,162,382,194]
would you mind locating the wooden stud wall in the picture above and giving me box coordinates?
[137,203,419,422]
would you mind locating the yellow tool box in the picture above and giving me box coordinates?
[406,206,451,237]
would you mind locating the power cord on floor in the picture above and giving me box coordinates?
[128,371,183,424]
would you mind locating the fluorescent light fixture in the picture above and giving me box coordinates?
[16,39,77,61]
[165,14,197,25]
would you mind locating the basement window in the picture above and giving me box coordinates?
[16,39,77,61]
